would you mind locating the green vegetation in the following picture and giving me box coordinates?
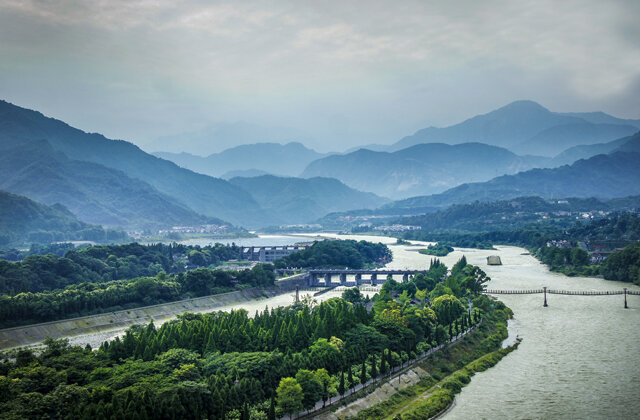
[273,240,391,269]
[402,214,640,281]
[0,257,488,419]
[601,242,640,285]
[0,190,128,246]
[418,243,454,256]
[0,264,275,328]
[0,242,243,295]
[0,243,81,262]
[349,295,515,420]
[396,196,640,234]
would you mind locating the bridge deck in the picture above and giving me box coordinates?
[484,289,639,296]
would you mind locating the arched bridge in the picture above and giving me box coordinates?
[307,269,428,287]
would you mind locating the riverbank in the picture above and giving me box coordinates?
[0,274,310,350]
[315,296,514,420]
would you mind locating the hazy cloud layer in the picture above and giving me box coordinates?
[0,0,638,152]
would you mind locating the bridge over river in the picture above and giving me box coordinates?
[484,286,638,308]
[307,269,428,287]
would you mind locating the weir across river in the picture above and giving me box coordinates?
[484,287,638,308]
[306,269,428,287]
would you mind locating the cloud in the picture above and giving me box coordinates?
[0,0,638,151]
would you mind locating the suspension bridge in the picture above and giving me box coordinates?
[484,286,637,308]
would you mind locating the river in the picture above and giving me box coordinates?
[303,234,640,419]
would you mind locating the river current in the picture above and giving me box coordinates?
[303,234,640,419]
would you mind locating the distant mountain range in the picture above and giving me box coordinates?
[0,138,216,229]
[155,142,326,178]
[302,142,549,199]
[147,122,313,156]
[0,100,266,227]
[551,132,637,166]
[0,190,127,245]
[386,146,640,211]
[0,100,381,229]
[389,100,639,156]
[228,175,387,227]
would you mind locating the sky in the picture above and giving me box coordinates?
[1,0,639,153]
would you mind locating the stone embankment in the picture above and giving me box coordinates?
[0,274,308,350]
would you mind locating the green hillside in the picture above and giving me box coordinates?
[0,190,127,246]
[0,139,216,229]
[0,100,263,226]
[228,175,388,226]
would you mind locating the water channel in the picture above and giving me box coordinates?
[66,234,640,418]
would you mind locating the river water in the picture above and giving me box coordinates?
[305,234,640,419]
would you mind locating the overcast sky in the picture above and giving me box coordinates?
[1,0,639,153]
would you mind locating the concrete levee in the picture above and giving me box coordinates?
[0,274,309,350]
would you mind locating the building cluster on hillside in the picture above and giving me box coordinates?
[158,224,229,235]
[546,240,572,248]
[374,224,422,232]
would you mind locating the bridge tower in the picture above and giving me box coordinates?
[543,286,548,307]
[624,287,628,309]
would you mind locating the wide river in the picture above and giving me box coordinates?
[78,234,640,418]
[301,234,640,419]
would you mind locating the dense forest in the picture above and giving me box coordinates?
[0,242,242,295]
[273,240,391,269]
[0,264,276,328]
[0,239,395,327]
[418,243,454,256]
[600,243,640,285]
[0,257,490,419]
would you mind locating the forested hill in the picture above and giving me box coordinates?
[0,190,127,246]
[155,142,326,178]
[0,242,241,295]
[228,175,387,226]
[386,151,640,210]
[394,196,640,233]
[0,139,216,230]
[301,142,548,199]
[0,99,263,226]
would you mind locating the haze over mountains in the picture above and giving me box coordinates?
[301,142,548,199]
[387,141,640,212]
[0,100,382,230]
[155,142,326,178]
[389,100,640,156]
[0,191,126,246]
[228,175,387,226]
[1,98,639,237]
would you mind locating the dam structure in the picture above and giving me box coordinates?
[306,269,429,287]
[239,244,311,262]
